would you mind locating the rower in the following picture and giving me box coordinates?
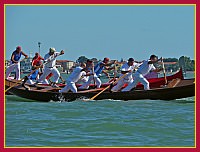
[35,47,64,88]
[79,57,115,89]
[77,59,93,83]
[26,53,44,84]
[121,55,163,92]
[6,46,28,80]
[111,58,141,92]
[59,63,88,93]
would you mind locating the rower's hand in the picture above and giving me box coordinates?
[25,55,28,59]
[60,50,64,55]
[113,60,117,64]
[128,70,132,73]
[105,73,110,77]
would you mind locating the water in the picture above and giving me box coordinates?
[5,72,195,147]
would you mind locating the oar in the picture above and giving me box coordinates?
[7,57,27,69]
[59,76,66,84]
[161,57,167,85]
[113,63,117,82]
[88,73,127,101]
[5,66,42,92]
[92,65,96,86]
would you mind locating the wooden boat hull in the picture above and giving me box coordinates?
[5,78,195,102]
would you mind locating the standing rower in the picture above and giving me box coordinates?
[121,55,163,92]
[111,58,141,92]
[79,57,115,89]
[78,59,93,83]
[26,53,44,84]
[59,63,88,93]
[6,46,28,80]
[35,47,64,87]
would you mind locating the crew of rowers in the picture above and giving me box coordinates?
[6,46,163,93]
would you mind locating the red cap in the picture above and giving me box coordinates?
[104,57,110,62]
[16,46,22,50]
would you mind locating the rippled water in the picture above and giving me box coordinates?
[5,96,195,147]
[5,72,195,147]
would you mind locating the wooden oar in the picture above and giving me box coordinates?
[59,76,66,84]
[5,66,42,93]
[161,58,167,85]
[7,57,27,69]
[92,65,96,86]
[114,64,117,80]
[88,73,127,101]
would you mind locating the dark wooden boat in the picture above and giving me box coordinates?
[5,77,195,102]
[5,69,184,96]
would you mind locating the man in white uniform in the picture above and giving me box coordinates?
[35,47,64,87]
[111,58,141,92]
[77,59,93,83]
[122,55,163,92]
[59,63,87,93]
[79,58,115,89]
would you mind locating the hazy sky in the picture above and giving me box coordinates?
[5,5,195,61]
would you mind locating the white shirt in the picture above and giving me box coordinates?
[44,52,60,68]
[67,66,85,83]
[136,60,156,76]
[121,62,141,81]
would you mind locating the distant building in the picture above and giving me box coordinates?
[56,60,75,73]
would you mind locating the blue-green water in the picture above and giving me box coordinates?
[5,72,195,147]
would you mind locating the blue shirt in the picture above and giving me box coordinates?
[11,51,22,63]
[94,62,105,77]
[28,70,39,80]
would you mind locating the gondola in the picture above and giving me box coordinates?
[5,76,195,102]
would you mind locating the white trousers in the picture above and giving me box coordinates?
[121,72,150,92]
[79,75,101,89]
[59,81,77,93]
[111,78,133,92]
[37,67,60,83]
[6,62,20,80]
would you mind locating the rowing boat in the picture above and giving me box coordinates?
[5,77,194,102]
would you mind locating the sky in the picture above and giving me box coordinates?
[5,5,195,61]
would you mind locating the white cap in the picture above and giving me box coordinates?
[49,47,56,53]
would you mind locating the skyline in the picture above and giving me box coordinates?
[5,5,195,61]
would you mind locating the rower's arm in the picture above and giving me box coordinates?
[104,66,114,70]
[39,56,44,60]
[21,51,28,58]
[55,50,65,57]
[102,70,109,77]
[152,68,163,72]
